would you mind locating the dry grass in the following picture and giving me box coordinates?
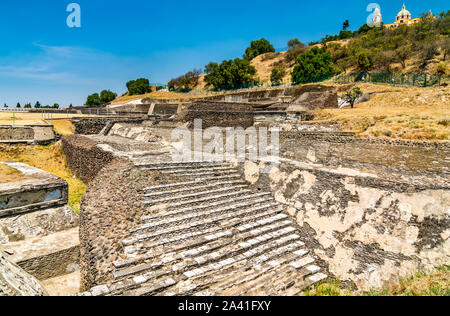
[52,120,75,135]
[0,163,28,184]
[0,113,97,127]
[314,83,450,140]
[0,142,87,213]
[304,265,450,296]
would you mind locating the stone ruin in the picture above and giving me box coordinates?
[0,162,79,296]
[1,85,448,295]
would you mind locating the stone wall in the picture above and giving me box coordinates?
[279,132,450,177]
[71,118,115,135]
[16,245,79,281]
[0,251,47,296]
[0,125,55,144]
[179,101,254,129]
[239,159,449,291]
[61,135,116,184]
[78,160,177,290]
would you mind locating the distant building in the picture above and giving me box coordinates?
[385,4,422,28]
[372,7,383,26]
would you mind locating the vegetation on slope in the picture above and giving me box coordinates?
[0,142,87,214]
[0,164,27,184]
[304,265,450,296]
[314,83,450,140]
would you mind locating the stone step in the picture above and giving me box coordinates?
[176,225,299,277]
[123,203,283,246]
[160,240,308,296]
[143,180,245,198]
[142,176,243,192]
[191,246,309,296]
[133,199,280,233]
[141,165,235,173]
[141,193,273,222]
[143,188,254,209]
[157,170,240,179]
[135,161,232,168]
[114,230,303,289]
[143,185,248,206]
[114,213,289,269]
[123,205,285,255]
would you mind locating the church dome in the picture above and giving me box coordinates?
[397,4,411,20]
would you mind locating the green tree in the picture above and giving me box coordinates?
[204,58,256,90]
[244,38,275,60]
[100,90,118,105]
[204,62,219,74]
[291,47,334,84]
[24,103,32,109]
[126,78,151,96]
[3,104,7,108]
[395,46,411,69]
[270,65,287,86]
[356,52,373,72]
[34,101,41,108]
[53,103,60,109]
[85,93,101,106]
[287,38,304,49]
[69,104,73,108]
[343,20,350,31]
[341,87,363,109]
[16,102,21,108]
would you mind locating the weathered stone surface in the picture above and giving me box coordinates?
[78,156,326,296]
[0,250,47,296]
[240,159,450,291]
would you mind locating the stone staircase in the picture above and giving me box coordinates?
[79,161,327,296]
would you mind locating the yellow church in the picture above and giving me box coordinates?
[384,4,422,29]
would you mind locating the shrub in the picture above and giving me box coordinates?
[204,58,256,90]
[100,90,117,104]
[244,38,275,60]
[126,78,151,96]
[291,47,334,84]
[270,65,287,86]
[85,93,101,106]
[341,87,363,108]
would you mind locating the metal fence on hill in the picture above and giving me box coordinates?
[333,72,444,87]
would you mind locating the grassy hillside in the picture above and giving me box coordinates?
[0,142,87,214]
[314,83,450,140]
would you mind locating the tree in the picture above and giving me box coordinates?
[204,62,219,74]
[291,47,334,84]
[24,103,32,109]
[126,78,151,96]
[100,90,117,104]
[69,104,73,108]
[341,87,363,109]
[34,101,41,108]
[204,58,256,90]
[356,52,373,72]
[270,65,287,86]
[395,46,411,69]
[3,104,7,108]
[16,102,21,108]
[168,69,202,92]
[287,38,304,50]
[244,38,275,60]
[85,93,101,106]
[343,20,350,31]
[53,103,60,109]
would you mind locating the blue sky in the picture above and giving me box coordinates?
[0,0,446,107]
